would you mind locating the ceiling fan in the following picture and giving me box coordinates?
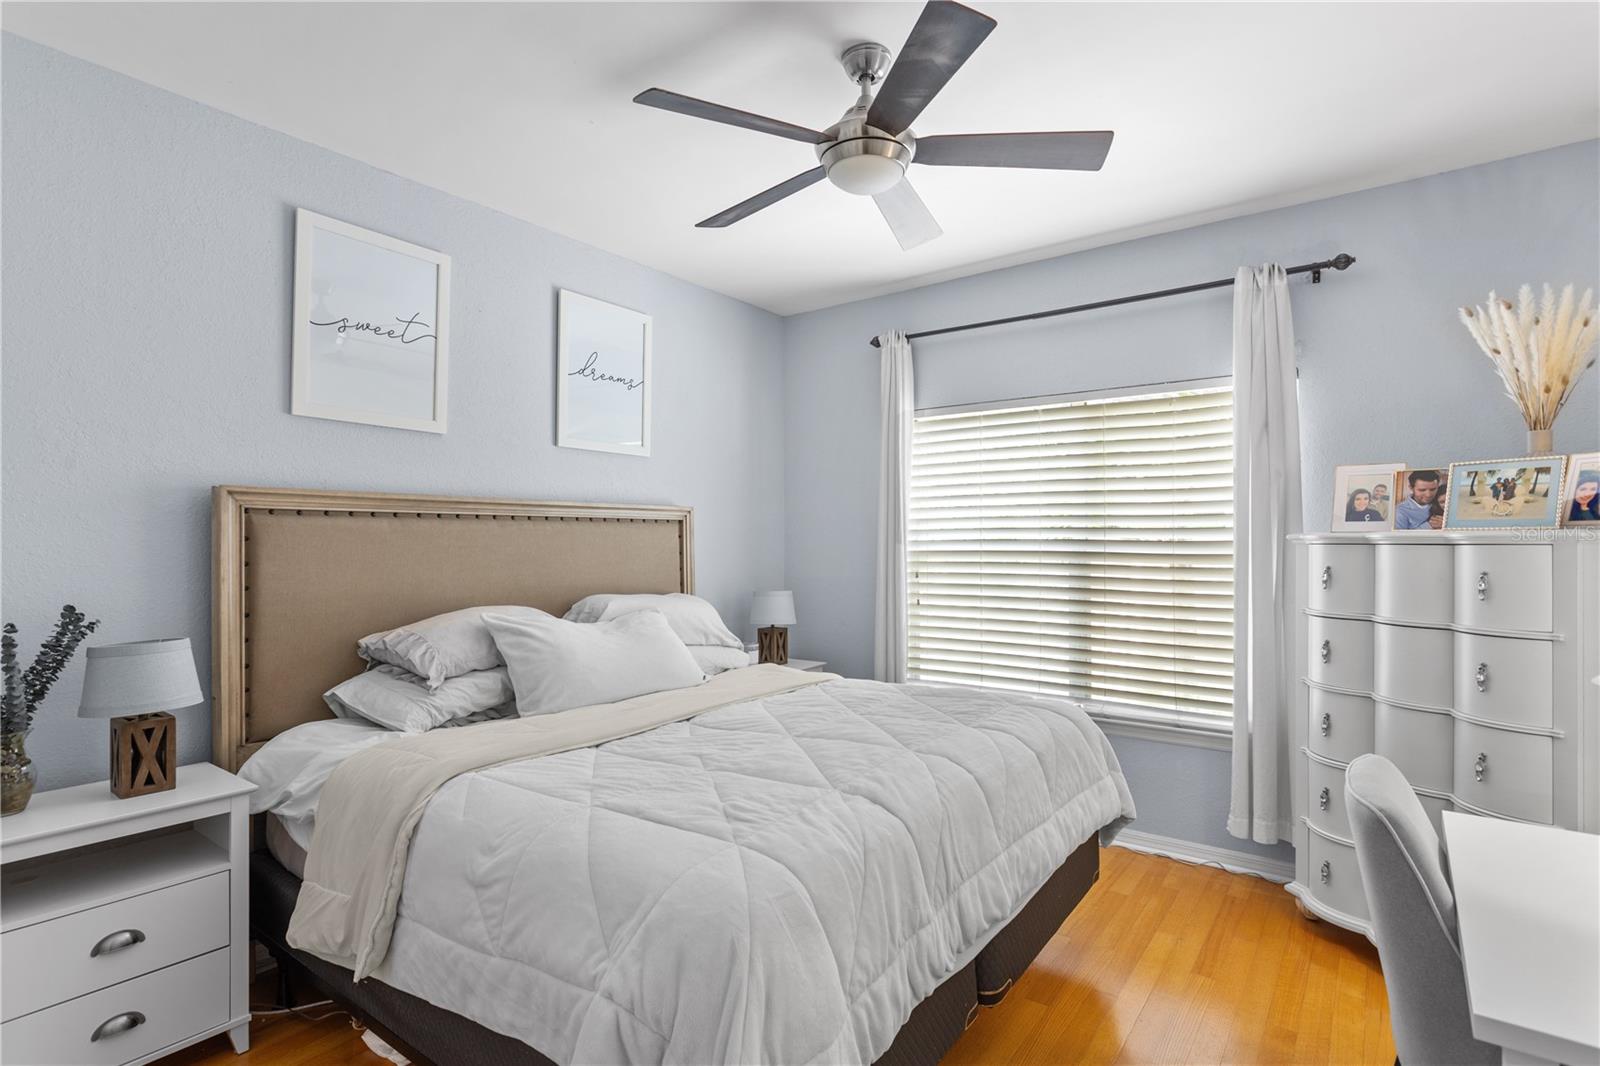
[633,0,1113,251]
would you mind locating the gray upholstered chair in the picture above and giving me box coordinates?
[1344,754,1499,1066]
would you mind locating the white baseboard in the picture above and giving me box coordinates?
[1109,828,1294,883]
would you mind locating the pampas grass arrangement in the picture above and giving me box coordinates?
[1459,284,1598,439]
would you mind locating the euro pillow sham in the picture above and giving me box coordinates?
[358,605,550,689]
[565,593,746,675]
[485,609,705,717]
[324,664,516,732]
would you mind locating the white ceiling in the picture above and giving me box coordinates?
[5,2,1597,315]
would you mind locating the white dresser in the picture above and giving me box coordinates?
[1286,531,1600,937]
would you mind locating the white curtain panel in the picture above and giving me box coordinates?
[874,331,914,683]
[1227,265,1303,845]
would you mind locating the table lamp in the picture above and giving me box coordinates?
[751,591,796,666]
[79,638,202,798]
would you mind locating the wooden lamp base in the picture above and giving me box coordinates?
[757,626,789,666]
[109,712,177,798]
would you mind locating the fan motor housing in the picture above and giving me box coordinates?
[817,115,914,195]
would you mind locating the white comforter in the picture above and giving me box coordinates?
[250,676,1134,1065]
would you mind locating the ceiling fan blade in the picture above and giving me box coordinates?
[915,131,1115,170]
[634,88,828,145]
[697,167,827,228]
[873,178,943,250]
[866,1,997,136]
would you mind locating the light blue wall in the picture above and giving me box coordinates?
[1,35,788,789]
[782,140,1600,858]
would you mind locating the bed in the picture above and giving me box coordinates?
[214,485,1135,1066]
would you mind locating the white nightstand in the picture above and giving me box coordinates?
[746,650,827,672]
[0,762,255,1065]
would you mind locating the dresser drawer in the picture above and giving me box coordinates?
[1374,544,1453,625]
[1307,756,1353,840]
[1453,721,1553,824]
[1307,689,1374,763]
[1452,632,1553,730]
[1306,832,1368,923]
[0,947,229,1065]
[1307,616,1373,691]
[1,872,228,1023]
[1454,545,1552,632]
[1374,702,1453,793]
[1307,544,1374,615]
[1373,623,1452,709]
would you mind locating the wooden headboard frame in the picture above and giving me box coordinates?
[211,485,694,772]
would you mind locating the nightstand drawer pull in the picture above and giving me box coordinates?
[1476,570,1489,601]
[1320,565,1332,590]
[1320,639,1331,664]
[1474,662,1489,692]
[1319,860,1331,884]
[1319,787,1330,811]
[1319,712,1332,737]
[90,1010,145,1042]
[89,929,146,958]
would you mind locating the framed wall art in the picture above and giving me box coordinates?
[291,209,451,433]
[557,288,651,456]
[1445,456,1567,529]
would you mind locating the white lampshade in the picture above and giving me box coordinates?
[750,591,797,628]
[78,638,203,718]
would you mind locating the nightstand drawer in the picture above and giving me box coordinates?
[1,871,228,1023]
[0,947,229,1065]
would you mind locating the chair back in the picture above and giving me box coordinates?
[1344,754,1498,1065]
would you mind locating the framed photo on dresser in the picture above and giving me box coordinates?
[1330,462,1405,530]
[1392,467,1449,531]
[1560,454,1600,525]
[1445,456,1566,529]
[290,209,451,434]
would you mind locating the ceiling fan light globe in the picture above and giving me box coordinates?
[826,154,906,196]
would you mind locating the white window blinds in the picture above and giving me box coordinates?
[907,384,1234,720]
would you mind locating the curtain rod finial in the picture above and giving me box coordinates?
[1332,253,1355,271]
[870,337,882,349]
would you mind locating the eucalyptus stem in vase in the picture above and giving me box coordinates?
[1459,284,1598,454]
[2,605,100,815]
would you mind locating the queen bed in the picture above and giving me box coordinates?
[214,485,1135,1066]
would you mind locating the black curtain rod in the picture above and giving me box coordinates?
[868,253,1357,348]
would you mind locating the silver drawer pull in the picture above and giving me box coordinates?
[1319,712,1331,736]
[1475,662,1490,692]
[1319,639,1331,664]
[1319,787,1330,811]
[89,928,145,958]
[1319,860,1331,884]
[1474,752,1488,782]
[1477,570,1490,601]
[1320,565,1332,590]
[90,1011,145,1042]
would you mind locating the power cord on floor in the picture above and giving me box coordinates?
[249,998,354,1024]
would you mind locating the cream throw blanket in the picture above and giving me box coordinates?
[287,664,838,979]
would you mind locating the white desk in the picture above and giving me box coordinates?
[1443,811,1600,1066]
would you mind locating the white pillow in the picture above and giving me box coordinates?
[565,593,743,675]
[324,665,516,732]
[485,609,705,716]
[690,645,751,676]
[358,605,550,688]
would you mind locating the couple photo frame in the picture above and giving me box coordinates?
[1331,453,1598,531]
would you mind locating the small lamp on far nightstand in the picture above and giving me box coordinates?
[79,638,203,799]
[751,591,796,666]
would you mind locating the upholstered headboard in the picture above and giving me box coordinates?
[211,485,693,772]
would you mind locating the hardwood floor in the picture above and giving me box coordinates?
[165,847,1393,1066]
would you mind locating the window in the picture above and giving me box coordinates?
[907,383,1234,725]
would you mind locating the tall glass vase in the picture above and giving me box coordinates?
[1,731,37,816]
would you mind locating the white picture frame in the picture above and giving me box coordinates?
[556,289,652,456]
[1330,462,1406,531]
[291,209,451,434]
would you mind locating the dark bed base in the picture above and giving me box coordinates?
[250,834,1101,1066]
